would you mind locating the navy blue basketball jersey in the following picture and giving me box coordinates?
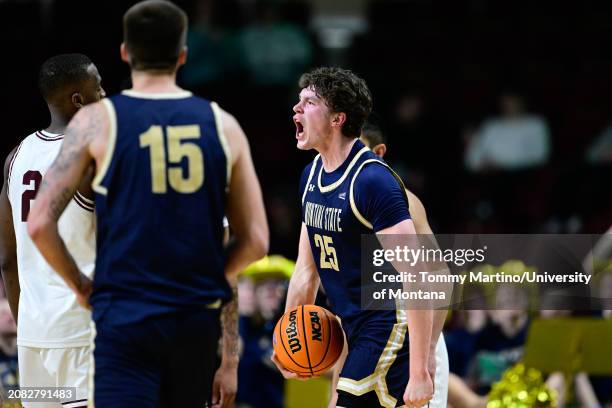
[91,90,230,325]
[299,139,410,338]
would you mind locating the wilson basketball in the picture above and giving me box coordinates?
[273,304,344,376]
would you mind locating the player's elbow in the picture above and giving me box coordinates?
[27,209,53,244]
[249,225,269,260]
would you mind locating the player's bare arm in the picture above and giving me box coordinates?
[407,190,449,381]
[286,223,320,310]
[378,218,434,407]
[27,101,108,307]
[0,147,20,323]
[271,222,320,379]
[212,108,268,408]
[222,108,269,279]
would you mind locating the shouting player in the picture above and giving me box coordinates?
[272,67,441,408]
[27,1,268,407]
[0,53,104,408]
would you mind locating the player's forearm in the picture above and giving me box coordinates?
[28,223,82,293]
[220,276,239,367]
[0,263,19,324]
[285,266,319,311]
[406,309,433,377]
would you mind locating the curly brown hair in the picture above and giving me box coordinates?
[298,67,373,138]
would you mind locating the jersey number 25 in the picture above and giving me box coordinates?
[314,234,339,271]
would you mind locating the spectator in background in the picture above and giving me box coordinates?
[444,276,489,378]
[586,123,612,165]
[238,1,312,87]
[387,91,461,189]
[465,91,550,172]
[180,0,242,88]
[237,256,294,408]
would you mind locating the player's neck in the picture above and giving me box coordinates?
[45,108,70,134]
[319,137,357,173]
[130,70,184,94]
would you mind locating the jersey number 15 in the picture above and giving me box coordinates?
[139,125,204,194]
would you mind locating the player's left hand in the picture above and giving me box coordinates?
[211,361,237,408]
[403,371,433,408]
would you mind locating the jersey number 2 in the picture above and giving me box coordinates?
[314,234,339,271]
[21,170,42,222]
[139,125,204,194]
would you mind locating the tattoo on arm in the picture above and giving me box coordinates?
[220,284,239,359]
[36,103,103,221]
[46,185,76,220]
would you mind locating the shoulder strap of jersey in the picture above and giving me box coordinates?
[210,102,232,191]
[92,99,118,196]
[7,139,25,198]
[301,154,320,205]
[349,159,409,230]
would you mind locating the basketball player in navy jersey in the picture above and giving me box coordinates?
[271,67,440,408]
[27,1,268,407]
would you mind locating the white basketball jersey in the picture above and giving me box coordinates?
[8,130,95,348]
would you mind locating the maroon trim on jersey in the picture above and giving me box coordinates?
[75,190,95,210]
[73,193,94,212]
[6,140,24,197]
[35,131,64,141]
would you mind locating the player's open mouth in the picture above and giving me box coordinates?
[295,119,304,139]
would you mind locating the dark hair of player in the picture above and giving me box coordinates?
[298,67,373,138]
[38,54,93,103]
[123,0,188,71]
[361,113,387,146]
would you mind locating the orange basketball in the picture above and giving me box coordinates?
[273,304,344,376]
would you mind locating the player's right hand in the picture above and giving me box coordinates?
[74,273,93,310]
[270,351,312,381]
[403,371,433,408]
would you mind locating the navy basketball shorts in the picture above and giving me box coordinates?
[92,309,221,408]
[336,311,411,408]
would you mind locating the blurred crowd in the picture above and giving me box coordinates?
[168,0,612,257]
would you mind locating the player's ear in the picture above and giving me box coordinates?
[120,43,130,63]
[372,143,386,158]
[177,46,188,67]
[72,93,84,109]
[331,112,346,128]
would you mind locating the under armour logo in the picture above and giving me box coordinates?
[308,184,315,192]
[338,192,346,200]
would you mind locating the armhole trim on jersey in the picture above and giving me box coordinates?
[348,159,380,230]
[211,102,232,191]
[349,160,410,230]
[301,154,320,205]
[317,146,369,193]
[92,99,117,196]
[73,190,95,212]
[388,167,410,210]
[6,140,24,197]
